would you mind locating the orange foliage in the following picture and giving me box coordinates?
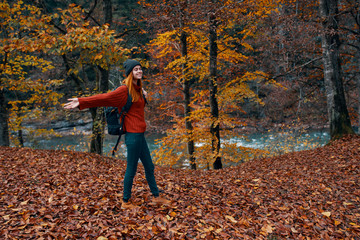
[143,0,283,168]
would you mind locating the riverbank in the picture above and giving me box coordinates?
[0,135,359,238]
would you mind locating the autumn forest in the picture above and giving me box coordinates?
[1,0,360,238]
[0,0,359,168]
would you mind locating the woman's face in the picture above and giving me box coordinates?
[132,65,143,80]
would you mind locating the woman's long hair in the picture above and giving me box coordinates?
[122,72,143,102]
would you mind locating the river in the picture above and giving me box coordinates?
[23,130,330,159]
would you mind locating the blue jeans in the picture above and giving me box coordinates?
[123,133,159,201]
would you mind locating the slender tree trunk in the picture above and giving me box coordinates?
[180,31,196,170]
[0,89,10,146]
[103,0,113,26]
[90,67,109,155]
[18,129,24,147]
[17,112,24,147]
[89,107,105,155]
[318,0,354,139]
[357,7,360,134]
[358,33,360,133]
[89,0,112,154]
[209,13,222,169]
[358,67,360,133]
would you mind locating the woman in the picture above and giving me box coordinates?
[64,59,170,209]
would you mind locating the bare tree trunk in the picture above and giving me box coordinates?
[89,107,105,155]
[318,0,354,139]
[89,0,112,155]
[358,69,360,133]
[180,31,196,170]
[103,0,112,26]
[90,67,109,155]
[0,89,10,146]
[357,6,360,134]
[17,112,24,147]
[209,13,222,169]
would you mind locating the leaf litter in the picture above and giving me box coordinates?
[0,135,359,239]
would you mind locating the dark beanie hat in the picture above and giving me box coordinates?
[123,59,141,76]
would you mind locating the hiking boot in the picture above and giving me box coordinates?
[152,196,171,205]
[121,201,138,209]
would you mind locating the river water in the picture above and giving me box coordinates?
[23,130,330,159]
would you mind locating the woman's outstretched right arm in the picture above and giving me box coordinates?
[63,98,79,109]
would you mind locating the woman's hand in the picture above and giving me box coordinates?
[63,98,79,109]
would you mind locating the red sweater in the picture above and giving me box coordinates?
[78,84,146,133]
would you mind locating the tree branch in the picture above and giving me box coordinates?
[340,26,359,35]
[84,0,98,21]
[115,27,141,39]
[270,56,323,80]
[79,5,101,26]
[62,55,84,92]
[342,42,360,51]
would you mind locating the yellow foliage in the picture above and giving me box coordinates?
[153,115,268,169]
[1,0,64,146]
[48,5,130,73]
[145,0,286,169]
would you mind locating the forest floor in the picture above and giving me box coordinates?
[0,135,359,239]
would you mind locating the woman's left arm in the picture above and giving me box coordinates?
[77,86,128,110]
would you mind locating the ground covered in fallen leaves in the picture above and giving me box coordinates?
[0,135,359,239]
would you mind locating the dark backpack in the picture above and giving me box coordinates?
[104,86,147,156]
[104,87,133,156]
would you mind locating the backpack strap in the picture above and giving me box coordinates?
[112,88,133,156]
[142,89,148,105]
[112,135,122,157]
[119,90,133,132]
